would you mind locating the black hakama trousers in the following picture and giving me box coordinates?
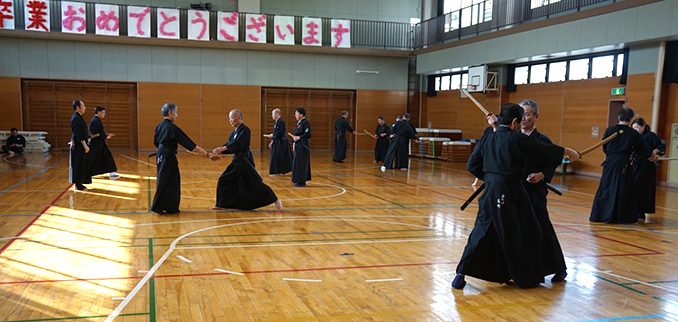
[269,139,293,175]
[216,156,278,210]
[69,144,92,186]
[151,148,181,214]
[374,137,389,162]
[457,174,545,287]
[633,159,658,214]
[89,138,117,176]
[383,136,408,169]
[292,141,311,184]
[590,154,638,223]
[523,181,567,276]
[333,133,347,162]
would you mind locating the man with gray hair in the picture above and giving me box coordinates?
[519,99,567,283]
[151,102,207,215]
[264,108,293,176]
[211,109,282,211]
[333,110,356,163]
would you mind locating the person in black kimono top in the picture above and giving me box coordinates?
[590,107,652,224]
[211,110,282,211]
[373,116,391,163]
[381,113,417,171]
[631,117,665,220]
[264,108,293,176]
[452,103,580,290]
[2,128,26,155]
[70,100,92,191]
[89,106,119,179]
[291,108,312,187]
[519,99,567,283]
[151,103,207,215]
[332,111,356,163]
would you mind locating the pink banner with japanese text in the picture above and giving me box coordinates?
[245,13,266,43]
[24,0,49,32]
[331,19,350,48]
[61,1,85,34]
[302,17,321,46]
[127,6,150,38]
[188,9,209,41]
[1,0,16,29]
[157,8,179,39]
[217,11,238,41]
[273,16,294,45]
[95,4,119,36]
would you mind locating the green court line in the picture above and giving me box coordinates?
[318,175,405,208]
[620,280,678,286]
[594,275,647,295]
[149,238,156,322]
[3,312,148,322]
[7,234,451,251]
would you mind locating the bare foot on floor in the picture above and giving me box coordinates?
[210,206,226,211]
[275,199,283,212]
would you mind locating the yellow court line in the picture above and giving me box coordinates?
[256,309,430,322]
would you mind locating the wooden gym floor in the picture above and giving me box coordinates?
[1,151,678,322]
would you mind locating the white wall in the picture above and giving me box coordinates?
[0,37,409,90]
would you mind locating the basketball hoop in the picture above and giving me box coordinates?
[460,84,477,98]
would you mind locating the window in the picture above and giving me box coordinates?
[530,64,547,83]
[435,77,441,91]
[531,0,563,9]
[569,58,589,80]
[591,56,614,79]
[548,61,566,82]
[461,73,469,87]
[451,74,461,89]
[441,75,451,91]
[444,0,492,31]
[515,66,529,85]
[616,53,625,76]
[512,51,625,86]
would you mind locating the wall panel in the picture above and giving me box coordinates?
[0,77,22,131]
[356,90,407,151]
[201,85,262,151]
[138,83,201,150]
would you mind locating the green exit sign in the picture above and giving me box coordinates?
[611,87,625,95]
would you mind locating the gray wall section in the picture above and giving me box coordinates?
[417,0,678,75]
[0,37,408,90]
[260,0,420,23]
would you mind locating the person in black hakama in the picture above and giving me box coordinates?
[451,103,580,290]
[210,110,282,212]
[151,103,207,215]
[291,108,312,187]
[332,111,356,163]
[590,107,652,224]
[373,116,391,163]
[70,100,92,191]
[519,99,567,283]
[631,118,665,220]
[89,106,119,179]
[264,108,293,176]
[381,113,417,171]
[472,115,498,189]
[2,128,26,156]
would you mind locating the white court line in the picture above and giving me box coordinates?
[214,268,245,276]
[138,271,149,273]
[175,237,458,250]
[366,278,403,283]
[119,154,157,167]
[0,214,469,242]
[103,218,453,321]
[176,255,193,263]
[111,297,125,300]
[283,278,322,283]
[593,269,678,293]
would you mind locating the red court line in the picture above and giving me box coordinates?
[0,184,73,255]
[357,170,467,202]
[554,223,664,255]
[0,261,457,285]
